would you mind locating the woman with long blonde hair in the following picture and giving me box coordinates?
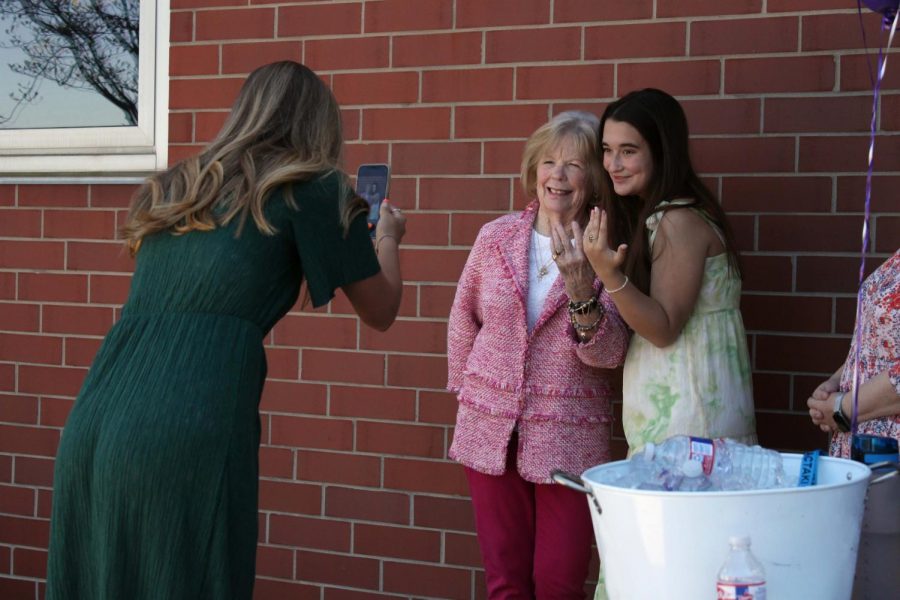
[46,61,406,600]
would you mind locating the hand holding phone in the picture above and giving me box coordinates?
[355,163,390,237]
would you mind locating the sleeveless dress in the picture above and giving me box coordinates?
[45,171,379,600]
[621,201,757,453]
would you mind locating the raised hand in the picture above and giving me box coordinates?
[583,207,628,280]
[550,220,596,301]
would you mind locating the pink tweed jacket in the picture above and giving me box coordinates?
[447,204,630,483]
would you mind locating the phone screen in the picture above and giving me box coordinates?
[355,164,390,237]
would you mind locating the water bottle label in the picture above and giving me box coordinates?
[797,450,819,487]
[717,581,766,599]
[688,436,715,475]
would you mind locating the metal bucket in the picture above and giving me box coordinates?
[553,453,892,600]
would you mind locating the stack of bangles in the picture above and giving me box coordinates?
[567,295,605,340]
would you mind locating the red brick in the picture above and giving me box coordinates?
[18,364,86,397]
[618,60,720,96]
[751,372,792,411]
[484,140,527,175]
[259,380,327,415]
[681,99,760,135]
[323,589,400,600]
[270,415,353,451]
[659,0,762,16]
[692,17,798,55]
[398,212,450,246]
[169,77,244,110]
[342,144,390,176]
[296,450,381,487]
[834,297,858,335]
[258,479,321,515]
[457,0,550,27]
[44,209,117,240]
[0,394,38,426]
[741,294,833,333]
[356,421,445,459]
[555,0,652,22]
[586,22,686,59]
[802,12,884,52]
[89,274,132,305]
[272,314,359,350]
[728,55,836,95]
[875,216,900,253]
[383,560,472,598]
[304,37,388,72]
[0,241,65,270]
[741,255,793,293]
[19,184,88,207]
[0,303,39,332]
[360,319,446,354]
[388,353,448,391]
[0,272,14,300]
[801,135,900,173]
[413,495,475,532]
[836,175,900,213]
[329,386,416,421]
[195,111,229,142]
[40,397,73,428]
[756,334,850,373]
[354,523,441,561]
[341,108,361,141]
[0,453,10,480]
[0,209,41,237]
[451,212,504,247]
[0,577,35,598]
[0,185,13,206]
[195,7,274,41]
[332,71,419,105]
[170,44,219,76]
[64,337,103,368]
[485,27,581,64]
[392,142,481,176]
[325,486,410,525]
[691,137,795,174]
[252,578,319,600]
[172,0,246,7]
[445,532,481,567]
[364,0,452,33]
[301,349,384,385]
[419,390,459,426]
[66,241,135,273]
[170,11,193,43]
[13,456,53,488]
[0,424,59,457]
[258,446,294,479]
[516,64,614,100]
[269,514,350,551]
[840,53,900,92]
[42,305,114,337]
[765,96,871,133]
[222,41,301,74]
[89,184,138,209]
[0,484,34,516]
[756,412,829,452]
[796,255,884,294]
[422,68,514,103]
[393,31,482,68]
[768,0,848,10]
[406,248,472,284]
[761,215,863,253]
[255,545,293,580]
[0,334,61,364]
[362,107,451,140]
[295,550,379,589]
[722,176,832,213]
[418,285,457,320]
[384,457,468,495]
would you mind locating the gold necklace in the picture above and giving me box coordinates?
[532,230,554,279]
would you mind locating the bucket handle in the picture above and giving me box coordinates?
[869,461,899,486]
[551,470,602,515]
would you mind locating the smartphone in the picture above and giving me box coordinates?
[355,163,391,237]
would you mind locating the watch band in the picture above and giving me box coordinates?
[832,392,851,433]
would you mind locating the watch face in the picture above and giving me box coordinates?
[833,410,851,433]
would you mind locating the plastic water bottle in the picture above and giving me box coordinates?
[676,459,714,492]
[639,436,785,490]
[716,535,767,599]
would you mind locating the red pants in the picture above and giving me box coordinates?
[464,437,593,599]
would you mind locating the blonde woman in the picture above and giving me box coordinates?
[46,61,406,599]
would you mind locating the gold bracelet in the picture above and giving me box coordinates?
[375,234,397,254]
[606,275,629,294]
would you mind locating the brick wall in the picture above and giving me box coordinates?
[2,1,898,598]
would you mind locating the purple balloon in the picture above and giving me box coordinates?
[862,0,899,19]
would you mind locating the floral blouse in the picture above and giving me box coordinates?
[830,248,900,457]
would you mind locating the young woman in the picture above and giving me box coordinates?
[583,88,757,454]
[46,61,406,599]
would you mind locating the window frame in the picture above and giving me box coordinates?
[0,0,169,178]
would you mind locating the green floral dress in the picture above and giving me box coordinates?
[622,201,757,453]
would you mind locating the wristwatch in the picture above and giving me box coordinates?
[832,392,851,433]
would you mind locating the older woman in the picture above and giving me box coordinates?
[446,111,630,599]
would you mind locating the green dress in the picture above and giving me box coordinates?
[46,172,379,600]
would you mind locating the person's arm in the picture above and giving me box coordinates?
[343,200,405,331]
[583,206,718,348]
[808,370,900,432]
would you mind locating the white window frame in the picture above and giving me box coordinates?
[0,0,169,177]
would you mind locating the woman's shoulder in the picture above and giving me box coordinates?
[476,210,529,240]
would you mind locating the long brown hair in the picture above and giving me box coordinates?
[122,61,364,254]
[598,88,741,294]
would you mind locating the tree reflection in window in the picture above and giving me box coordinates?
[0,0,139,129]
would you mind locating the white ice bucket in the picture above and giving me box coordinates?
[553,453,880,600]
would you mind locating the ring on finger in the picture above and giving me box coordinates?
[588,235,596,242]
